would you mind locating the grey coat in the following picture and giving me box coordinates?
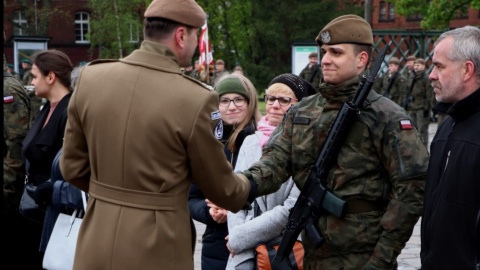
[226,131,300,270]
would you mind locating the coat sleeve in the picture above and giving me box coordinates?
[60,85,90,192]
[188,183,215,225]
[228,180,300,253]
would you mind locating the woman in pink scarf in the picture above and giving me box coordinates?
[226,74,316,270]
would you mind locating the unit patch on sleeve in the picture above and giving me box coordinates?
[211,110,221,121]
[214,120,223,139]
[4,95,14,104]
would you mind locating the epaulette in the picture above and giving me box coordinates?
[87,59,119,66]
[181,74,214,91]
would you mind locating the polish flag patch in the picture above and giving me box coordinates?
[4,95,14,104]
[400,119,413,130]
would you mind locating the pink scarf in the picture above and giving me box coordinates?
[258,115,277,147]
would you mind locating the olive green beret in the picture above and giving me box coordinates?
[316,14,373,46]
[389,57,399,65]
[144,0,205,28]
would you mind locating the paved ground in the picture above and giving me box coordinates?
[194,123,438,270]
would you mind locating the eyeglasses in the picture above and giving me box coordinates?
[264,95,297,107]
[219,97,246,107]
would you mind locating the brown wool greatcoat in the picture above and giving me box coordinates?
[60,41,250,270]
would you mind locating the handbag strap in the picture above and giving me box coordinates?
[81,191,87,212]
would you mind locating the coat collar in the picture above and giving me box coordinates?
[446,87,480,121]
[119,41,182,75]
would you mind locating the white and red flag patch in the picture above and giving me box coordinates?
[400,119,413,130]
[4,95,14,104]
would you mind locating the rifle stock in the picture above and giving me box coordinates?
[272,44,389,268]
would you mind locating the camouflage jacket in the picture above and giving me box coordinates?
[243,74,428,267]
[374,71,406,106]
[404,70,433,111]
[3,71,31,212]
[299,63,323,93]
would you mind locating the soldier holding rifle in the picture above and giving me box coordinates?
[238,15,428,269]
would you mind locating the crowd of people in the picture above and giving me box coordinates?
[3,0,479,269]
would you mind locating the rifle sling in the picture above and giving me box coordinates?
[345,199,385,214]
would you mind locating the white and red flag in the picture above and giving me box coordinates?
[198,21,214,67]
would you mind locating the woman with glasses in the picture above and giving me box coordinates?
[225,73,316,270]
[189,73,261,270]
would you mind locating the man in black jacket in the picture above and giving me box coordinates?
[420,25,480,270]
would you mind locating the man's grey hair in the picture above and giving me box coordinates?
[70,66,85,91]
[435,26,480,83]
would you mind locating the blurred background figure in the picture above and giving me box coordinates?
[299,51,322,93]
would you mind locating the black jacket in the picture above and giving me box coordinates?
[420,88,480,270]
[188,123,254,270]
[22,93,72,185]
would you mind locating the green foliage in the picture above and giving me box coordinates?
[389,0,480,30]
[89,0,147,59]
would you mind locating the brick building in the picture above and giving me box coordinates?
[3,0,479,75]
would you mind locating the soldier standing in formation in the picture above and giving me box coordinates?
[374,56,406,106]
[238,14,428,269]
[404,58,433,147]
[299,51,323,93]
[7,63,21,81]
[212,59,230,86]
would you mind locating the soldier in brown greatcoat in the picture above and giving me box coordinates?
[60,0,254,269]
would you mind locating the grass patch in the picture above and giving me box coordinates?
[258,100,266,115]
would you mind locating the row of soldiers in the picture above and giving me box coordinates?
[373,55,436,146]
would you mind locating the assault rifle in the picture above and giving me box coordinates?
[272,44,389,269]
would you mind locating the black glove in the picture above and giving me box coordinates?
[423,110,430,117]
[34,181,54,208]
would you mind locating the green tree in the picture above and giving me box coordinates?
[389,0,480,29]
[89,0,148,58]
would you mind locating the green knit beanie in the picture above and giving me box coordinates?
[214,76,249,99]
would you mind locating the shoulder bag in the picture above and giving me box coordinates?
[253,199,304,270]
[43,190,87,270]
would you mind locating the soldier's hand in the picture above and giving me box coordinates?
[34,180,54,208]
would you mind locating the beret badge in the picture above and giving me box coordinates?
[321,31,331,44]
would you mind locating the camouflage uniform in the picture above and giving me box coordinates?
[374,71,406,106]
[3,64,31,216]
[299,63,323,94]
[243,74,428,269]
[21,66,34,86]
[404,70,432,147]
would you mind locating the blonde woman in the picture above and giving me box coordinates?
[226,74,316,270]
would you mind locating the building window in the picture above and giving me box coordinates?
[389,3,395,19]
[379,1,395,22]
[379,1,386,21]
[75,12,90,44]
[13,10,27,36]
